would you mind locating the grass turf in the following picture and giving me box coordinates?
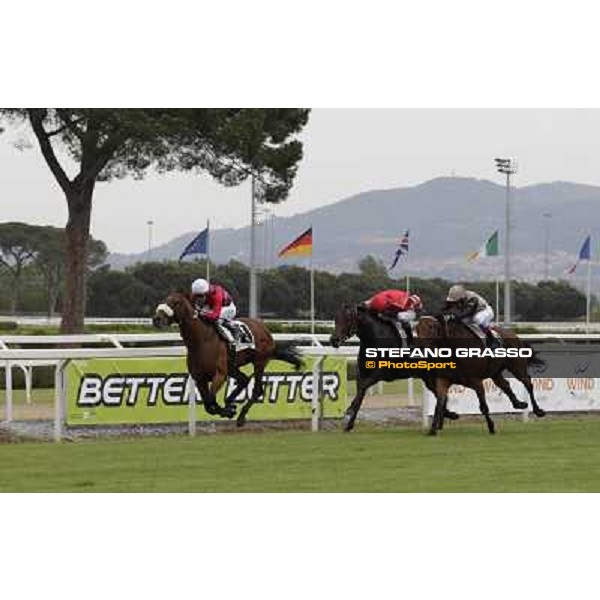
[1,417,599,492]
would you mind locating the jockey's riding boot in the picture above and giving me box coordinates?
[401,322,414,346]
[227,342,237,377]
[226,321,238,343]
[485,330,500,349]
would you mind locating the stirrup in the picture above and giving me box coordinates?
[485,334,500,349]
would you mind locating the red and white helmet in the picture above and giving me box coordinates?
[409,294,423,311]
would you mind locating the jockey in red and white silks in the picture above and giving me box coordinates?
[365,289,423,343]
[191,278,236,322]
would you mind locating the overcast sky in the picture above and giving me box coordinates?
[2,108,600,254]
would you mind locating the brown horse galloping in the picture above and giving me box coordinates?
[153,291,303,426]
[416,315,546,435]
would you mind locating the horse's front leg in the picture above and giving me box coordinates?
[236,362,266,428]
[344,372,379,432]
[472,381,495,434]
[194,366,235,419]
[225,368,250,410]
[194,377,221,416]
[429,378,451,436]
[492,373,528,410]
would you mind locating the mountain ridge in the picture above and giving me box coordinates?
[107,176,600,284]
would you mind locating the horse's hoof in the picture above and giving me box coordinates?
[444,410,460,421]
[342,414,354,432]
[514,401,528,410]
[236,418,246,428]
[222,407,236,419]
[427,429,438,436]
[534,409,546,418]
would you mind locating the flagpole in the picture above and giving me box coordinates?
[206,218,210,284]
[586,258,591,331]
[310,225,315,339]
[406,246,410,293]
[586,234,592,332]
[495,278,500,321]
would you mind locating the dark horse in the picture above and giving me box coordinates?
[153,291,303,426]
[330,303,457,431]
[416,315,546,435]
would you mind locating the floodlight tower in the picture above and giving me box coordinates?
[495,158,518,324]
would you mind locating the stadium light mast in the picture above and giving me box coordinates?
[543,212,552,280]
[249,175,258,318]
[146,219,154,260]
[495,158,518,324]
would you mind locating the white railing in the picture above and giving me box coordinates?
[5,314,600,331]
[0,332,336,408]
[3,332,600,441]
[0,344,356,441]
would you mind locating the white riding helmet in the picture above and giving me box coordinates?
[191,278,210,295]
[447,285,467,302]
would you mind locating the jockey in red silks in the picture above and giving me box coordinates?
[364,289,423,344]
[191,278,236,322]
[190,278,249,372]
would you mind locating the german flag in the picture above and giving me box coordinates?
[278,227,313,258]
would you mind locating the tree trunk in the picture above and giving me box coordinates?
[10,280,18,315]
[48,285,57,320]
[10,268,21,316]
[60,183,94,333]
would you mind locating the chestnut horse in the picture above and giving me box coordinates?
[416,315,546,435]
[153,291,302,426]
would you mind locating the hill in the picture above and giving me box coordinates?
[107,176,600,283]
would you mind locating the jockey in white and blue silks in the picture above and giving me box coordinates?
[444,285,499,348]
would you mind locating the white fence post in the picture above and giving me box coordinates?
[53,360,66,442]
[422,386,431,430]
[187,377,196,437]
[408,378,415,406]
[5,361,13,422]
[311,357,324,432]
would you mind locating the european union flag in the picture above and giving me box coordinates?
[179,227,209,260]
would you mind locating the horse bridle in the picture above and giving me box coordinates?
[336,304,359,345]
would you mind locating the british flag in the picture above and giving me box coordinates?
[389,229,410,270]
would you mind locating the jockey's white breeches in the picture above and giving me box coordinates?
[396,310,416,323]
[219,303,236,321]
[467,306,494,329]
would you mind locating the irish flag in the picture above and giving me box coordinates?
[278,227,313,258]
[468,230,499,262]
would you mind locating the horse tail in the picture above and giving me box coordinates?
[526,347,546,368]
[513,335,546,368]
[273,341,304,370]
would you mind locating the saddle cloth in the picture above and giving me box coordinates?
[219,320,255,351]
[463,323,502,346]
[375,313,408,344]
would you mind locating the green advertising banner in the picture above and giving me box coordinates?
[66,356,347,425]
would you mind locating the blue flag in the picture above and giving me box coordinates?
[389,229,410,270]
[179,227,209,260]
[567,235,591,274]
[580,235,591,260]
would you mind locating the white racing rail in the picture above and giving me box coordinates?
[0,344,357,442]
[2,332,600,441]
[0,332,337,411]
